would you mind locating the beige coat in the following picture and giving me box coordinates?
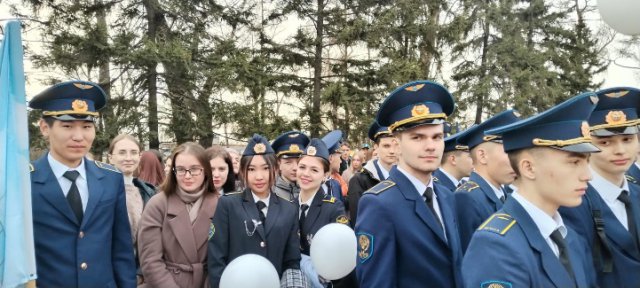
[138,191,218,288]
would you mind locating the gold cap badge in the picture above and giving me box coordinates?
[605,110,627,125]
[404,84,425,92]
[307,146,317,156]
[605,91,628,98]
[290,144,300,153]
[253,143,267,154]
[71,99,88,113]
[581,122,591,139]
[411,104,430,117]
[73,83,94,90]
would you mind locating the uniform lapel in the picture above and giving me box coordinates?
[393,168,448,244]
[82,159,105,228]
[32,156,78,225]
[598,195,640,258]
[167,193,198,264]
[566,232,588,288]
[472,172,502,210]
[241,189,266,241]
[504,200,574,288]
[265,193,282,236]
[304,191,325,232]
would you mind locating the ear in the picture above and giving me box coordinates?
[449,153,457,165]
[39,119,50,139]
[476,148,488,165]
[519,152,536,180]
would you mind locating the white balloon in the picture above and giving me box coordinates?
[220,254,280,288]
[310,223,357,280]
[598,0,640,36]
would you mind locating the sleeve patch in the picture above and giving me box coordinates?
[456,180,479,192]
[364,180,396,195]
[477,213,516,235]
[357,232,374,263]
[481,281,512,288]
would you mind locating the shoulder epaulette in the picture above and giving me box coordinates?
[477,213,516,236]
[433,176,439,182]
[456,180,479,192]
[323,196,336,203]
[626,174,638,184]
[364,180,396,195]
[29,163,35,172]
[223,191,242,196]
[94,161,121,173]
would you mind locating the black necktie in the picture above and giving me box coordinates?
[423,187,443,229]
[299,204,310,254]
[256,201,267,224]
[618,191,639,248]
[550,229,576,282]
[63,171,83,223]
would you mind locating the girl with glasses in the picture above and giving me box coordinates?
[138,142,218,287]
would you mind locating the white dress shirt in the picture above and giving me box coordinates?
[397,166,446,236]
[48,153,89,211]
[252,191,271,218]
[590,168,630,230]
[511,192,568,257]
[439,168,460,187]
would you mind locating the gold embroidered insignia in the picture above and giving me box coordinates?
[71,100,88,113]
[605,110,627,125]
[605,91,629,98]
[290,144,301,153]
[404,84,425,91]
[336,215,349,225]
[357,233,373,263]
[581,122,591,139]
[73,83,94,90]
[254,143,267,154]
[411,104,430,117]
[307,146,317,156]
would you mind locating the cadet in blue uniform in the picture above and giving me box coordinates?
[463,92,599,288]
[454,110,520,250]
[29,81,136,287]
[559,87,640,287]
[355,81,463,287]
[271,131,310,201]
[627,154,640,184]
[347,121,397,227]
[321,130,346,203]
[208,134,302,288]
[296,138,349,286]
[433,130,473,191]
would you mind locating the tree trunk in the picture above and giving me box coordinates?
[143,0,160,149]
[310,0,325,137]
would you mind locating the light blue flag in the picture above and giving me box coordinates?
[0,20,37,287]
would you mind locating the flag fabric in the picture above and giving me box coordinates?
[0,20,37,288]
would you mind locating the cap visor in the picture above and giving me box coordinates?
[395,118,446,132]
[552,142,600,153]
[51,114,95,122]
[591,126,639,136]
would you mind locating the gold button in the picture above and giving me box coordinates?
[80,262,88,270]
[79,231,84,238]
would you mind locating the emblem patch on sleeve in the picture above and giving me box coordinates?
[208,223,215,240]
[336,215,349,225]
[357,233,374,263]
[481,280,512,288]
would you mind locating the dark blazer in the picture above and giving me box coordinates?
[433,168,456,192]
[463,197,596,288]
[298,190,347,255]
[132,177,156,205]
[347,168,379,228]
[31,155,136,288]
[208,189,301,288]
[455,172,505,251]
[355,166,463,288]
[560,184,640,287]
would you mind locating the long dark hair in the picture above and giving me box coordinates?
[239,154,278,190]
[161,142,215,195]
[205,145,236,193]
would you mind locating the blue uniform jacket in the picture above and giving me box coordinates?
[325,178,343,203]
[463,197,596,288]
[626,164,640,185]
[433,168,456,192]
[455,172,504,252]
[559,184,640,287]
[208,189,301,288]
[355,166,463,288]
[297,190,348,255]
[31,155,136,288]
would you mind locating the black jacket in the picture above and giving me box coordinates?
[347,168,380,228]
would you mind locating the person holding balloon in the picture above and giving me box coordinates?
[296,138,349,287]
[208,134,303,288]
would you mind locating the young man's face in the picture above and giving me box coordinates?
[329,152,342,172]
[40,119,95,167]
[482,142,516,185]
[452,151,474,177]
[278,157,299,182]
[375,137,398,166]
[340,144,350,160]
[396,124,444,177]
[590,134,638,180]
[529,148,591,211]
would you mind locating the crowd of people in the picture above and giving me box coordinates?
[26,79,640,288]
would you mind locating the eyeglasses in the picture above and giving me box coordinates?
[174,166,204,177]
